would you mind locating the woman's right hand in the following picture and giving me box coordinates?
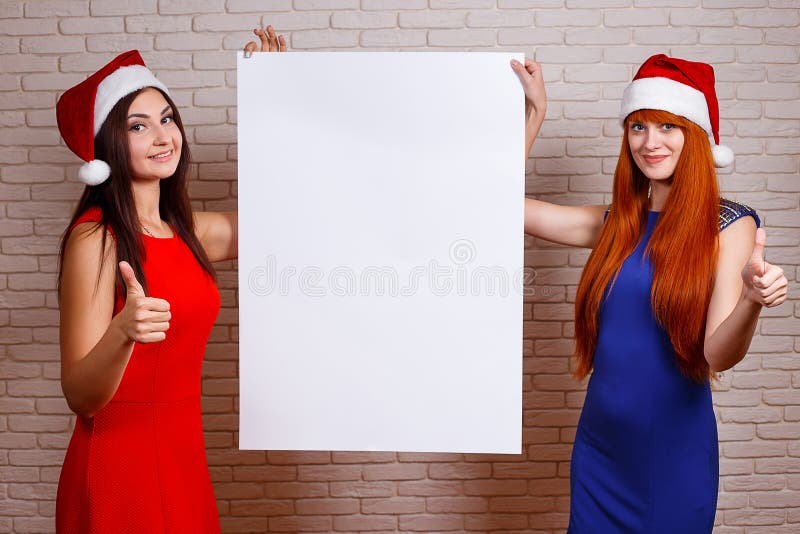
[114,261,171,343]
[511,58,547,124]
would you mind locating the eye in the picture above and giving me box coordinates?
[662,123,676,131]
[630,122,645,132]
[162,115,174,125]
[129,123,145,132]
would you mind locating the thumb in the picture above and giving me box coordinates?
[119,261,145,297]
[510,59,531,81]
[748,227,766,277]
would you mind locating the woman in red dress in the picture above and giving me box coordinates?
[55,28,285,532]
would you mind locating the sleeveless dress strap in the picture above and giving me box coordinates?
[67,207,117,239]
[68,206,102,230]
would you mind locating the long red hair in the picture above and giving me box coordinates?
[573,109,719,383]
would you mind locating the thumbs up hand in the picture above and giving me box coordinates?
[115,261,171,343]
[741,228,788,308]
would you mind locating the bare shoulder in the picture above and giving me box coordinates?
[193,210,209,225]
[64,221,114,257]
[717,215,756,270]
[193,211,208,236]
[192,211,237,262]
[719,215,756,248]
[61,222,116,296]
[193,211,227,239]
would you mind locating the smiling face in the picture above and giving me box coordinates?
[126,87,182,181]
[627,116,685,182]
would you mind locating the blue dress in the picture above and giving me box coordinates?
[568,200,759,533]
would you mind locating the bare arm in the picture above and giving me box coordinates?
[511,58,608,248]
[191,26,285,263]
[704,218,788,372]
[511,58,546,166]
[194,211,237,262]
[60,225,171,417]
[524,200,608,248]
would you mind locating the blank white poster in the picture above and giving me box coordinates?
[237,52,524,453]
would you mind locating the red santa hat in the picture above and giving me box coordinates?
[619,54,734,168]
[56,50,170,186]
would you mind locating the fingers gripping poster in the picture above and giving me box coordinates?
[237,52,524,453]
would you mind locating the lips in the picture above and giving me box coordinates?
[148,149,174,161]
[642,155,668,164]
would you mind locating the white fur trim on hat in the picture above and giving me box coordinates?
[619,77,712,135]
[78,159,111,186]
[93,64,170,136]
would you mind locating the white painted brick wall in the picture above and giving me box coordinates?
[0,1,797,533]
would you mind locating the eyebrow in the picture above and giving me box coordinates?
[127,105,172,120]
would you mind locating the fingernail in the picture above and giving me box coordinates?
[244,50,252,59]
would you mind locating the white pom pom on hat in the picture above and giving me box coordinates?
[711,144,734,168]
[78,160,112,186]
[56,50,170,186]
[619,54,734,168]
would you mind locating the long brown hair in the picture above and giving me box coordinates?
[574,109,719,383]
[57,88,215,299]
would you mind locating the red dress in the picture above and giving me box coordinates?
[56,208,221,533]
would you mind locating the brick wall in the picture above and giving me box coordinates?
[1,1,798,532]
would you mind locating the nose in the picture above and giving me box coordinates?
[644,127,661,151]
[152,122,171,145]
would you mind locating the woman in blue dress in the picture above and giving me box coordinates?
[510,55,788,532]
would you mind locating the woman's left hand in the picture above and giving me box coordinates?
[244,24,287,54]
[741,228,788,307]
